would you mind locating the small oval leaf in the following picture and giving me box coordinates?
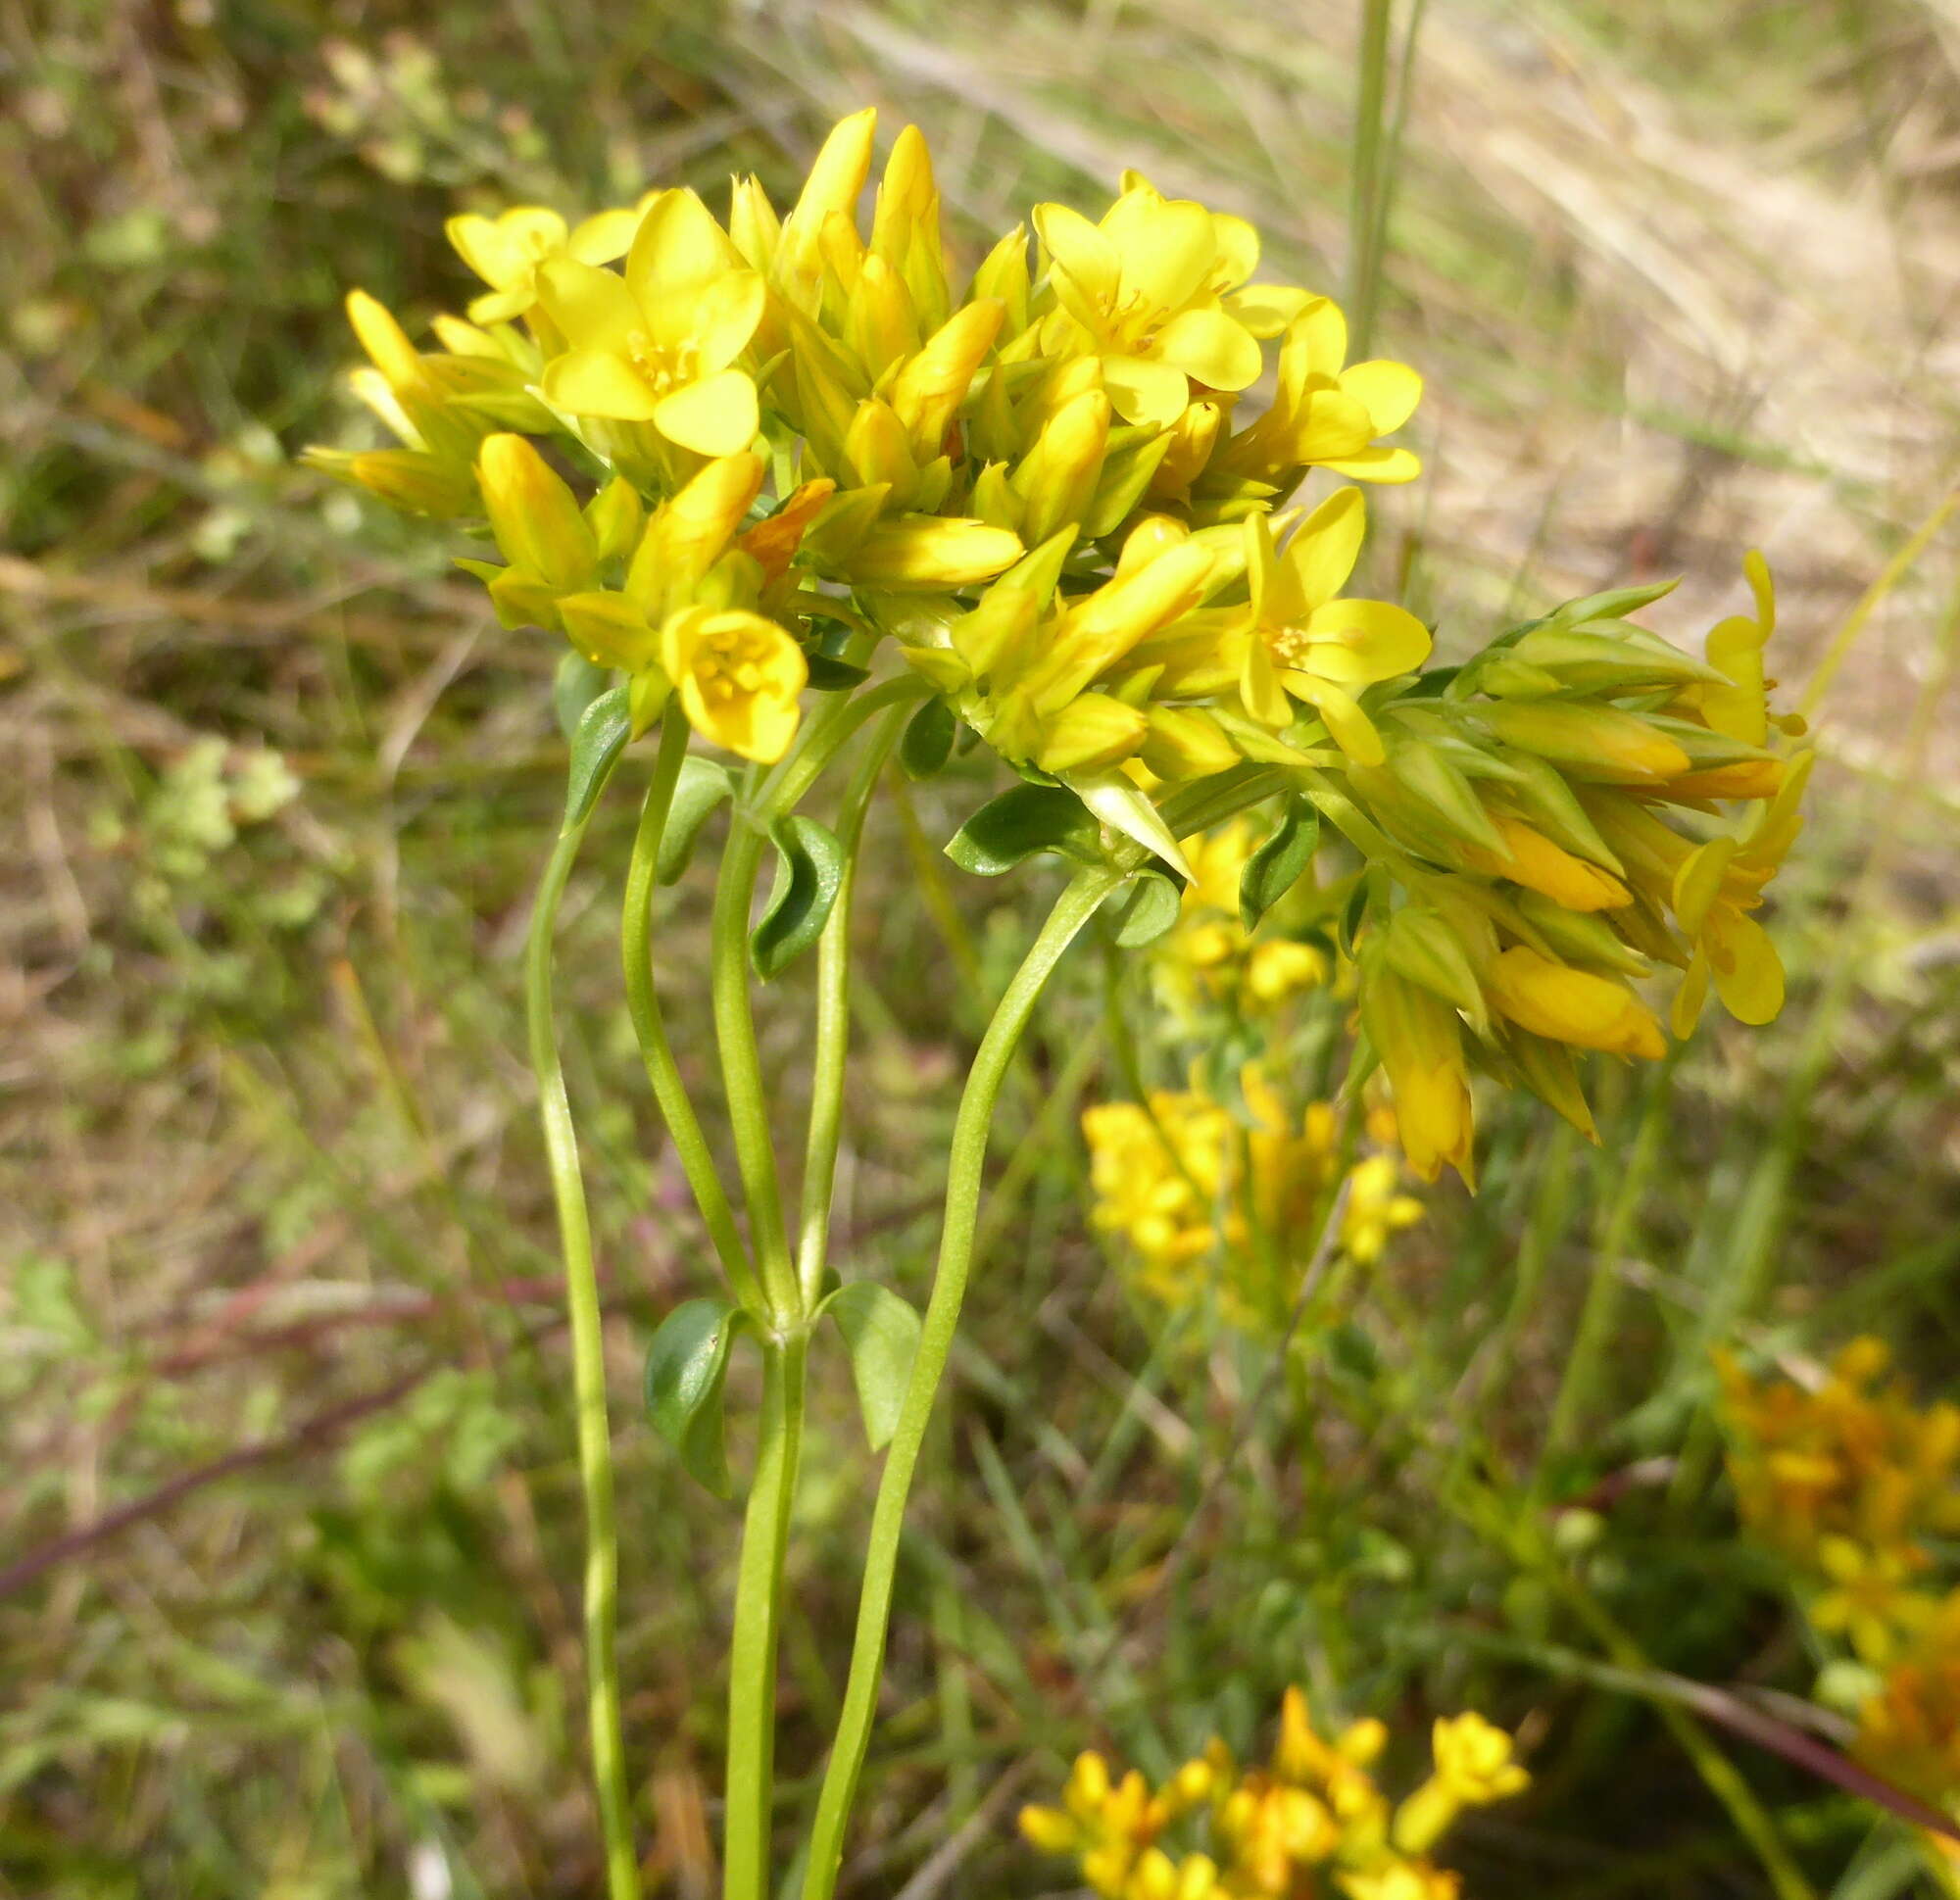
[899,698,957,780]
[1108,870,1183,948]
[644,1296,751,1497]
[656,755,734,885]
[564,684,632,828]
[944,783,1098,877]
[555,650,612,742]
[751,815,846,979]
[806,654,872,692]
[1239,797,1320,933]
[821,1282,922,1452]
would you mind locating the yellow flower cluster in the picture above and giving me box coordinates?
[1154,819,1332,1024]
[311,109,1806,1183]
[1082,1069,1420,1331]
[1019,1688,1528,1899]
[1721,1341,1960,1815]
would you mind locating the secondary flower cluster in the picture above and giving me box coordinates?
[310,108,1807,1185]
[1083,1068,1420,1333]
[1720,1341,1960,1817]
[1019,1688,1528,1899]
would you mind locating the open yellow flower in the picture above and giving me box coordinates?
[1032,173,1308,427]
[537,188,764,455]
[660,607,807,762]
[1239,487,1432,765]
[446,202,646,325]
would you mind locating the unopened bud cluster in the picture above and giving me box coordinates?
[311,110,1808,1185]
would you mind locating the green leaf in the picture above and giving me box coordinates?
[1107,870,1183,948]
[1339,870,1376,958]
[944,782,1098,876]
[1238,797,1319,933]
[751,815,846,979]
[564,684,632,828]
[899,698,957,780]
[555,650,612,742]
[820,1282,921,1452]
[805,654,872,692]
[644,1296,752,1497]
[655,756,734,885]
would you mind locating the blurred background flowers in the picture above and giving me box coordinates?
[6,1,1960,1895]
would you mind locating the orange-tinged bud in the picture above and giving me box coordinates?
[1485,946,1665,1059]
[739,478,836,584]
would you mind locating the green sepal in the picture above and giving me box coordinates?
[656,756,734,885]
[1106,869,1184,949]
[564,684,632,829]
[751,814,846,979]
[944,783,1098,876]
[899,698,958,780]
[644,1295,754,1498]
[1238,796,1320,934]
[816,1281,922,1452]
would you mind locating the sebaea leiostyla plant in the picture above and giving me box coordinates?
[306,106,1810,1900]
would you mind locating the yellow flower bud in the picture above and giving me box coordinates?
[585,475,645,563]
[1034,692,1150,773]
[1016,1803,1080,1854]
[345,288,423,391]
[1465,815,1631,912]
[779,107,877,297]
[475,433,598,591]
[1140,706,1242,782]
[317,448,476,517]
[845,514,1022,590]
[628,453,765,609]
[1484,946,1665,1059]
[1014,389,1112,543]
[888,298,1005,458]
[727,173,780,272]
[1360,968,1475,1186]
[1478,701,1691,783]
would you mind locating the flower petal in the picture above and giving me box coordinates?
[1282,485,1366,609]
[689,268,767,371]
[1033,202,1120,308]
[1301,598,1432,683]
[1707,908,1785,1024]
[1209,214,1261,289]
[1224,283,1312,338]
[1318,446,1423,484]
[1289,675,1385,765]
[1291,388,1378,463]
[536,257,641,354]
[568,207,644,266]
[1101,353,1192,428]
[628,186,737,307]
[653,368,760,455]
[1339,359,1423,434]
[1154,307,1263,392]
[541,348,661,420]
[1103,193,1215,312]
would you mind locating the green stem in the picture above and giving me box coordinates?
[723,1330,809,1900]
[712,818,801,1326]
[797,702,910,1309]
[525,816,642,1900]
[624,709,760,1311]
[800,866,1122,1900]
[1347,0,1396,359]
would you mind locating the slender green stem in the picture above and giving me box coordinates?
[723,1330,809,1900]
[525,815,642,1900]
[800,866,1122,1900]
[712,819,801,1325]
[797,702,910,1309]
[624,709,760,1311]
[1347,0,1396,359]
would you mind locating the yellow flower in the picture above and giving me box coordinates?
[1031,173,1308,426]
[537,188,764,455]
[660,607,807,762]
[1812,1536,1938,1665]
[1216,296,1423,491]
[446,201,646,324]
[1429,1713,1530,1805]
[1238,488,1432,765]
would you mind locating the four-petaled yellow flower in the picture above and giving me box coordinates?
[539,188,764,454]
[1239,487,1432,764]
[1032,172,1308,427]
[446,202,646,324]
